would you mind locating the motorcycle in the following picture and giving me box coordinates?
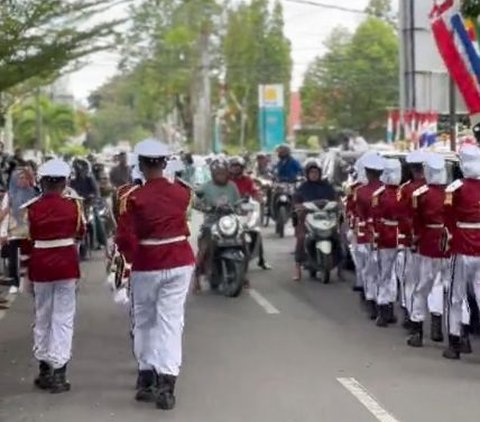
[206,202,248,298]
[238,198,262,264]
[302,200,340,284]
[271,182,296,238]
[254,177,273,227]
[79,197,114,260]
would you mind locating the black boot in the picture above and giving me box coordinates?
[352,285,364,293]
[376,305,389,327]
[50,365,71,394]
[430,314,444,343]
[387,303,398,324]
[401,308,412,330]
[407,321,423,347]
[156,374,177,410]
[135,370,157,402]
[442,335,461,360]
[367,300,377,320]
[34,361,52,390]
[460,325,473,354]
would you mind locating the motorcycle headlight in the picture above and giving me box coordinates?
[279,194,288,202]
[218,215,238,237]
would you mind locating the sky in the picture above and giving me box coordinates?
[68,0,377,101]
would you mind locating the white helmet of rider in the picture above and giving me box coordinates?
[230,156,246,167]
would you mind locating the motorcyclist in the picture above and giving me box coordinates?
[229,156,271,270]
[193,159,241,293]
[274,144,303,182]
[255,152,273,179]
[70,158,104,249]
[292,159,336,281]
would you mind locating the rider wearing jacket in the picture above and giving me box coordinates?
[292,159,336,281]
[229,156,271,271]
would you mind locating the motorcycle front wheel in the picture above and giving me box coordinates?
[319,254,333,284]
[221,259,245,298]
[276,206,288,238]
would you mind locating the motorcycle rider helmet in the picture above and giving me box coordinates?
[72,157,91,175]
[229,156,245,167]
[210,158,229,173]
[304,158,322,175]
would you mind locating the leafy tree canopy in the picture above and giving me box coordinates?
[0,0,124,94]
[301,12,398,138]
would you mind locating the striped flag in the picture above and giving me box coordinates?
[431,0,480,115]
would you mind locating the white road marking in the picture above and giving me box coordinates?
[248,289,280,315]
[337,377,400,422]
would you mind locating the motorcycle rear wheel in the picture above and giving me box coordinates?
[276,206,288,238]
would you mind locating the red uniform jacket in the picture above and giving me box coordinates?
[231,175,259,198]
[27,192,85,282]
[116,177,195,271]
[345,181,362,230]
[354,180,383,244]
[445,179,480,256]
[398,178,426,248]
[372,185,404,249]
[413,185,448,258]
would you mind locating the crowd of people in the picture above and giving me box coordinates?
[6,137,480,412]
[347,146,480,360]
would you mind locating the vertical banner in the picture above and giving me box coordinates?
[258,84,285,152]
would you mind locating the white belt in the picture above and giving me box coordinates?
[358,222,366,227]
[139,236,187,246]
[382,219,399,227]
[34,238,75,249]
[457,222,480,229]
[426,224,444,229]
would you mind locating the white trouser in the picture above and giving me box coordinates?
[448,255,480,336]
[410,256,449,323]
[33,280,77,369]
[404,251,419,315]
[395,250,407,308]
[131,265,194,376]
[362,245,380,300]
[377,249,398,305]
[353,243,368,290]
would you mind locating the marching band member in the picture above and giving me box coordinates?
[346,157,367,293]
[354,153,385,320]
[443,145,480,359]
[371,159,403,327]
[25,159,84,393]
[116,139,195,410]
[398,151,427,328]
[407,153,448,347]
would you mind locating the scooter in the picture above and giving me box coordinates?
[271,182,296,238]
[239,198,262,264]
[303,200,340,284]
[208,202,248,298]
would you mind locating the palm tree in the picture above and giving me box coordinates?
[13,95,77,151]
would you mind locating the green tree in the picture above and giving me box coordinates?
[301,16,398,138]
[0,0,122,93]
[365,0,392,18]
[223,0,292,147]
[12,96,77,151]
[85,0,222,149]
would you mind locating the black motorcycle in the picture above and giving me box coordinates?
[205,202,248,298]
[270,182,296,238]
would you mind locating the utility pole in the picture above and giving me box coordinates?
[35,87,43,152]
[449,76,456,152]
[194,27,211,154]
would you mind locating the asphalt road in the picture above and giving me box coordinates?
[1,216,480,422]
